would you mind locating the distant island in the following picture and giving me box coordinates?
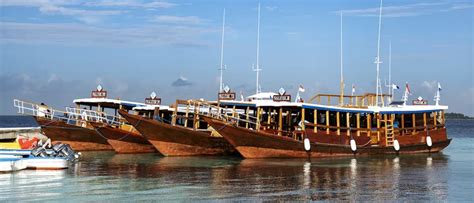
[445,112,474,120]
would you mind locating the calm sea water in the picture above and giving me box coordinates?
[0,119,473,201]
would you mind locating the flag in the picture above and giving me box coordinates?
[405,82,411,95]
[438,82,442,91]
[298,85,305,92]
[352,85,355,93]
[392,84,399,90]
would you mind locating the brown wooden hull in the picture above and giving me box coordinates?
[35,117,113,151]
[90,122,157,154]
[203,117,451,159]
[118,111,237,156]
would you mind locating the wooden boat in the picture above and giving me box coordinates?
[197,89,451,158]
[118,105,236,156]
[35,116,112,151]
[13,85,155,152]
[89,122,156,154]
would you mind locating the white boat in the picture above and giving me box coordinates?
[24,157,68,169]
[0,158,27,172]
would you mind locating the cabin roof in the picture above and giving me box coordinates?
[219,99,448,114]
[132,105,171,112]
[246,92,277,100]
[304,103,448,114]
[73,98,147,110]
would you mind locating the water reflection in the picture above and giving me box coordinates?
[0,153,452,201]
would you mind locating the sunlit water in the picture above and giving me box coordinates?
[1,120,473,201]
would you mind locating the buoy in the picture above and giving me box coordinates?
[393,140,400,152]
[426,136,432,147]
[304,138,311,151]
[350,139,357,152]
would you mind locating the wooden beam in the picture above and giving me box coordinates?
[356,113,360,136]
[301,108,306,131]
[184,101,190,128]
[245,106,250,128]
[401,114,405,135]
[423,112,427,131]
[433,111,437,129]
[256,107,261,131]
[367,113,371,130]
[442,110,445,125]
[346,112,350,136]
[171,100,178,126]
[314,109,318,133]
[326,110,330,134]
[377,113,381,141]
[336,112,340,135]
[412,113,416,134]
[278,108,283,135]
[267,108,271,126]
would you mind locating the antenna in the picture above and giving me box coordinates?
[375,0,383,106]
[218,9,226,92]
[253,3,262,94]
[339,11,345,106]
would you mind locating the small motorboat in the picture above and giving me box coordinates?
[0,158,27,172]
[0,139,81,171]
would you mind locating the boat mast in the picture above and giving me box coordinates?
[253,3,262,94]
[339,11,344,106]
[375,0,384,106]
[388,41,392,102]
[219,9,226,92]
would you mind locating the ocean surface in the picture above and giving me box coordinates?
[0,118,473,201]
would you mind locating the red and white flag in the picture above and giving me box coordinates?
[405,82,411,95]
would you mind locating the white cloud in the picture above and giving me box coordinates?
[85,0,177,9]
[1,0,124,24]
[0,22,213,46]
[150,15,203,24]
[337,2,473,18]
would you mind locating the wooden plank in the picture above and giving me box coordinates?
[412,113,416,134]
[336,112,340,135]
[433,111,437,129]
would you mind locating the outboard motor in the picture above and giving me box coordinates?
[31,146,48,157]
[52,143,66,153]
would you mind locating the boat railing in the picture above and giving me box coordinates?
[187,100,259,126]
[14,99,73,123]
[13,99,124,127]
[64,107,123,126]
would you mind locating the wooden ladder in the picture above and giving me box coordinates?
[385,115,395,146]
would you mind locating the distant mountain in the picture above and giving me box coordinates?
[445,113,473,120]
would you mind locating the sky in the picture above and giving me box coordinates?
[0,0,473,116]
